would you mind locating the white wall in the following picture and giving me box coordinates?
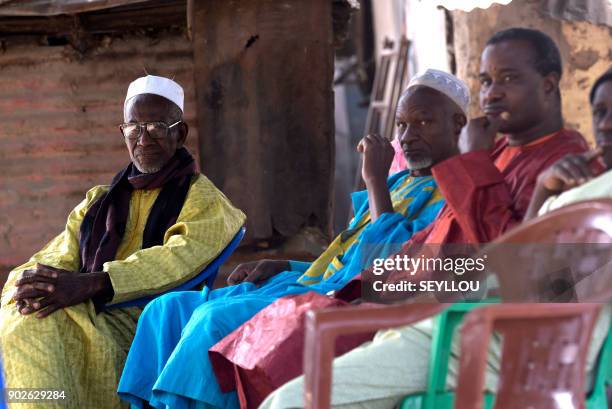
[370,0,450,75]
[404,0,450,74]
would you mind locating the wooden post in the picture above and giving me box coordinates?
[192,0,335,243]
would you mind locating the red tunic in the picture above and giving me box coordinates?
[210,128,589,408]
[419,129,587,245]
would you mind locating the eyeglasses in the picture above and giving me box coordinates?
[119,121,182,140]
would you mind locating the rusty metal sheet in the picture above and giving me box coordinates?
[434,0,513,12]
[0,32,199,274]
[0,0,149,16]
[0,1,186,36]
[438,0,611,26]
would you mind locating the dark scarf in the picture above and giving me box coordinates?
[78,147,196,274]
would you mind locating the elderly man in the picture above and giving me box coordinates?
[0,75,246,409]
[117,70,469,409]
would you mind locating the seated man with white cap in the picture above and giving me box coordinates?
[0,75,246,409]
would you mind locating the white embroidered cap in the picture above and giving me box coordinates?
[125,75,184,112]
[406,69,470,115]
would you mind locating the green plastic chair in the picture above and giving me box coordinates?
[399,301,497,409]
[399,302,611,409]
[588,317,612,409]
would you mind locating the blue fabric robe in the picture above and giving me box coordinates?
[118,171,444,409]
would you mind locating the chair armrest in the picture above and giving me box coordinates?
[303,302,447,409]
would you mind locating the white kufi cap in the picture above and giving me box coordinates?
[406,69,470,115]
[125,75,184,112]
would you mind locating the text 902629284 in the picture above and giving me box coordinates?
[6,389,67,403]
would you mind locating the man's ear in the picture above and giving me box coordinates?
[542,72,560,96]
[176,122,188,148]
[453,113,467,135]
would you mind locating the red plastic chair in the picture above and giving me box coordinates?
[303,303,448,408]
[456,303,602,409]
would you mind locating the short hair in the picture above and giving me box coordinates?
[167,101,183,122]
[486,28,562,78]
[589,68,612,104]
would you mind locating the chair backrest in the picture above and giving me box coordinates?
[303,302,447,409]
[106,226,246,310]
[495,199,612,243]
[481,199,612,303]
[455,303,603,409]
[467,200,612,408]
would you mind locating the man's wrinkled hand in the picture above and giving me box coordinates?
[14,263,108,318]
[227,260,290,286]
[358,134,394,184]
[13,264,59,304]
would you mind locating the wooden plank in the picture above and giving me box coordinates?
[192,0,334,242]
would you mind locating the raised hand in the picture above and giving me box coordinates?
[358,134,395,184]
[459,115,504,153]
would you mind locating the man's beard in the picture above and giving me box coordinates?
[134,160,163,174]
[406,156,433,171]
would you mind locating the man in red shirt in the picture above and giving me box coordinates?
[408,29,587,247]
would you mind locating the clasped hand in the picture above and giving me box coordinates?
[12,263,101,318]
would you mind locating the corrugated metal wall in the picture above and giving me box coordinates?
[0,30,198,275]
